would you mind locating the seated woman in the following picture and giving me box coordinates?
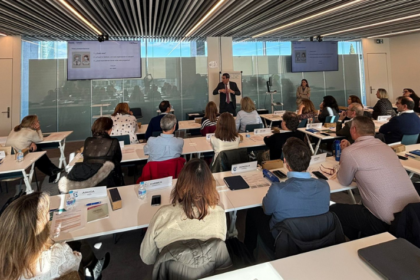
[403,88,420,113]
[297,99,317,121]
[201,101,218,136]
[5,115,62,183]
[110,103,139,144]
[372,88,396,120]
[0,192,109,280]
[59,117,123,192]
[263,112,304,160]
[347,95,362,106]
[140,159,227,265]
[210,112,241,163]
[235,97,263,132]
[318,95,339,123]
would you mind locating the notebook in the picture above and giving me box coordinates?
[223,176,250,191]
[409,150,420,156]
[358,238,420,280]
[87,204,109,223]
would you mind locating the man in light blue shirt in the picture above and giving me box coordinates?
[144,114,184,162]
[244,137,330,255]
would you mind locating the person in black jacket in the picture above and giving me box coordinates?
[336,103,364,143]
[263,112,304,160]
[213,73,241,116]
[372,88,396,120]
[403,88,420,113]
[318,95,339,123]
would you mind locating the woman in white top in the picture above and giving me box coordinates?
[110,102,139,144]
[0,192,109,280]
[235,97,262,133]
[140,159,227,265]
[211,112,241,162]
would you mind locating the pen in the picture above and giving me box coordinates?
[405,154,416,159]
[86,202,101,207]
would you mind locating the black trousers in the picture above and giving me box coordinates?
[330,203,389,240]
[32,147,58,176]
[68,241,96,280]
[244,207,275,255]
[220,103,236,116]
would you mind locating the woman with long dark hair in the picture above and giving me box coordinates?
[318,95,339,123]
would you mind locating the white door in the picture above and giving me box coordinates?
[0,59,12,135]
[366,53,389,106]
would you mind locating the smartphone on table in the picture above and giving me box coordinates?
[312,171,328,180]
[151,195,161,206]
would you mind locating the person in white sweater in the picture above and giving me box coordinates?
[235,97,262,133]
[211,112,241,163]
[5,115,62,183]
[110,102,139,144]
[140,159,227,265]
[0,192,109,280]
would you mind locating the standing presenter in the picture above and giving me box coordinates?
[213,73,241,116]
[296,79,311,108]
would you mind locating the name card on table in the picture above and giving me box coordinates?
[254,128,272,135]
[232,161,258,174]
[206,133,215,140]
[0,151,5,160]
[309,153,327,166]
[144,176,173,191]
[119,141,125,149]
[377,115,392,122]
[306,123,323,129]
[72,186,107,200]
[273,110,286,115]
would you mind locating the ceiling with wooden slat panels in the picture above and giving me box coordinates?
[0,0,420,41]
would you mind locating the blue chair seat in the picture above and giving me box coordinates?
[245,123,264,132]
[111,134,130,145]
[402,134,419,145]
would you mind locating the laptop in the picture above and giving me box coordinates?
[358,238,420,280]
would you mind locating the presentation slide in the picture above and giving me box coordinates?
[291,41,338,72]
[67,41,141,80]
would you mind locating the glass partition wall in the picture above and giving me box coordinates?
[232,40,365,113]
[21,40,208,141]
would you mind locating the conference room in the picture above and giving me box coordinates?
[1,1,420,279]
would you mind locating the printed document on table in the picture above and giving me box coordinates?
[242,174,271,188]
[51,208,86,238]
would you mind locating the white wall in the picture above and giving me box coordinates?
[389,32,420,96]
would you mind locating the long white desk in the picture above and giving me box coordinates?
[259,114,283,128]
[50,180,235,242]
[204,233,395,280]
[298,127,344,155]
[0,152,46,193]
[137,120,202,136]
[397,143,420,178]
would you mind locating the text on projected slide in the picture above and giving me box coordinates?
[67,41,141,80]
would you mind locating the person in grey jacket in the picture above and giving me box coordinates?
[372,88,396,120]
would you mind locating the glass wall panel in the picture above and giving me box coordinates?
[21,40,208,141]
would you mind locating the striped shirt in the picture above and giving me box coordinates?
[337,136,420,224]
[201,117,218,130]
[235,110,263,133]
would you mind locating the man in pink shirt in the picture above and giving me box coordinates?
[330,116,420,240]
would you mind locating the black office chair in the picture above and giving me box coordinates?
[131,107,143,119]
[245,123,264,132]
[298,119,308,128]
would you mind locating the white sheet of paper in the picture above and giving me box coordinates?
[51,209,86,237]
[119,141,125,149]
[242,174,271,189]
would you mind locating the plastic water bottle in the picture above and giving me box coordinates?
[66,190,76,209]
[17,150,24,162]
[334,140,341,161]
[138,181,146,199]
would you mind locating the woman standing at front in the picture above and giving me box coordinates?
[296,79,311,108]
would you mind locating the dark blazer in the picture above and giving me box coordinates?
[264,131,304,160]
[379,112,420,143]
[145,113,179,140]
[372,98,395,120]
[213,81,241,111]
[336,120,353,143]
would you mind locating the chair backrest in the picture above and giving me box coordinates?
[245,123,263,132]
[0,146,12,156]
[297,119,308,128]
[152,130,162,137]
[272,212,345,259]
[211,148,249,173]
[152,238,231,280]
[136,157,186,183]
[131,107,143,119]
[402,134,419,145]
[200,125,216,136]
[325,116,336,123]
[111,134,130,145]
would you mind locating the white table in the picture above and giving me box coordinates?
[0,152,46,193]
[397,143,420,178]
[50,180,235,242]
[91,103,110,117]
[38,131,73,182]
[298,127,344,155]
[204,233,395,280]
[259,114,283,128]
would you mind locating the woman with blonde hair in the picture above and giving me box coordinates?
[110,102,138,144]
[0,192,109,280]
[140,159,227,265]
[297,99,317,120]
[5,115,62,183]
[211,112,241,162]
[372,88,395,120]
[235,97,262,132]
